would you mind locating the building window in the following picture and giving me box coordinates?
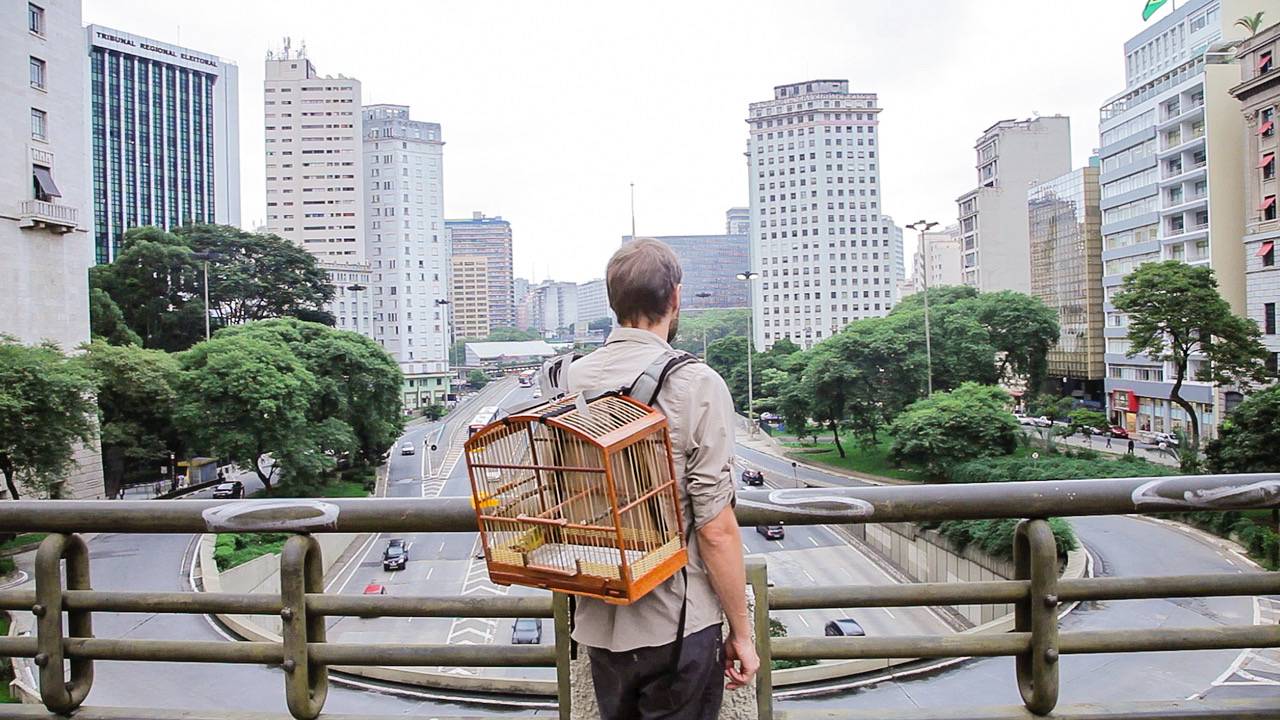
[28,3,43,35]
[1268,352,1280,375]
[1264,195,1277,221]
[1266,302,1277,335]
[29,57,45,90]
[1262,241,1276,267]
[1264,153,1276,181]
[30,108,46,141]
[1262,108,1276,137]
[1261,50,1274,75]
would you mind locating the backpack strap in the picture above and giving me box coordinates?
[624,350,700,406]
[538,353,581,400]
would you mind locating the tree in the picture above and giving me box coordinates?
[81,341,181,494]
[0,338,97,499]
[174,224,335,327]
[486,326,542,342]
[89,226,206,352]
[1237,11,1266,36]
[1027,393,1075,420]
[831,318,926,445]
[1206,386,1280,473]
[889,285,979,315]
[670,308,750,356]
[468,369,490,388]
[173,334,326,491]
[216,319,405,466]
[801,344,853,458]
[1067,409,1109,435]
[1112,261,1271,449]
[964,291,1060,391]
[89,288,143,347]
[889,383,1019,478]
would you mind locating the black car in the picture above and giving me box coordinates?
[511,618,542,644]
[211,481,244,499]
[824,618,866,637]
[756,524,784,540]
[741,469,765,486]
[382,539,408,571]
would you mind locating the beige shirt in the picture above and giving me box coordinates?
[567,327,738,652]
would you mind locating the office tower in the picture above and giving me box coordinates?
[956,116,1072,292]
[1028,166,1105,401]
[912,225,963,294]
[746,80,893,351]
[363,104,450,409]
[3,0,104,499]
[1099,0,1274,438]
[450,255,490,340]
[622,233,750,310]
[445,212,514,330]
[576,278,610,329]
[87,25,240,264]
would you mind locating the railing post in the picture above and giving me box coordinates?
[746,557,772,720]
[280,535,327,720]
[33,533,93,714]
[1014,519,1060,716]
[552,593,572,720]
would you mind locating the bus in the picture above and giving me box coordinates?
[518,370,534,388]
[468,406,500,437]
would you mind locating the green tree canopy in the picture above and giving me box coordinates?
[670,308,750,356]
[964,291,1060,390]
[89,226,207,352]
[89,288,143,347]
[0,338,98,499]
[468,369,490,388]
[889,285,979,315]
[1112,261,1271,448]
[889,383,1019,478]
[1206,386,1280,473]
[801,343,854,457]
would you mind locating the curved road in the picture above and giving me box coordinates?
[13,384,1274,714]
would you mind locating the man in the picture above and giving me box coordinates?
[567,239,759,719]
[1128,439,1136,456]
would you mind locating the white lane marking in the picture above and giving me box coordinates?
[808,536,820,547]
[438,542,446,554]
[800,568,815,583]
[796,614,810,628]
[881,608,896,619]
[327,531,382,595]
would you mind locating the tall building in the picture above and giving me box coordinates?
[362,104,450,409]
[528,281,578,338]
[884,215,905,301]
[622,232,750,310]
[956,116,1072,292]
[746,80,893,351]
[446,212,514,330]
[87,25,241,264]
[725,206,750,234]
[263,42,364,264]
[2,0,104,499]
[321,262,370,336]
[1099,0,1273,438]
[1028,166,1105,400]
[1230,19,1280,378]
[911,225,963,294]
[514,276,531,330]
[576,278,610,329]
[450,255,490,340]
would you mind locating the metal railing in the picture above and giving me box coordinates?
[17,200,78,230]
[0,474,1277,720]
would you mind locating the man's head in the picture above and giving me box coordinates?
[606,239,682,340]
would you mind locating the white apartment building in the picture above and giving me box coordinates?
[263,43,364,265]
[884,215,906,302]
[321,261,370,336]
[912,225,964,294]
[576,278,610,329]
[529,281,578,338]
[86,25,240,264]
[363,104,450,409]
[1098,0,1273,439]
[746,80,894,351]
[956,116,1072,293]
[1,0,104,499]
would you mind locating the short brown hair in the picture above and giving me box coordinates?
[606,239,683,325]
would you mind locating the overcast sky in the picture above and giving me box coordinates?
[83,0,1164,283]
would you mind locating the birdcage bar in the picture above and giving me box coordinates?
[469,462,606,474]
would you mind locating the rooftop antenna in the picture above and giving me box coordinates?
[282,36,291,60]
[299,39,307,58]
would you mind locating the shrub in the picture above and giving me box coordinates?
[946,455,1175,484]
[0,557,14,576]
[214,532,290,571]
[932,518,1077,562]
[768,616,818,670]
[888,383,1019,478]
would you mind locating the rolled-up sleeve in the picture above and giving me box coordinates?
[678,368,737,530]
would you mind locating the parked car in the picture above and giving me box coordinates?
[211,481,244,499]
[1150,431,1180,448]
[1108,425,1130,439]
[741,469,765,486]
[511,618,543,644]
[756,524,784,540]
[824,618,866,637]
[383,539,408,571]
[400,441,416,455]
[1032,416,1054,428]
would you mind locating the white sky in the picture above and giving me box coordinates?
[82,0,1164,283]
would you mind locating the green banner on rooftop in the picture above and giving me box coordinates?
[1143,0,1169,21]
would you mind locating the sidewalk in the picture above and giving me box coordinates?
[1024,428,1181,468]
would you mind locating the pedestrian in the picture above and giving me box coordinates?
[564,239,758,719]
[1127,439,1135,455]
[1106,434,1113,449]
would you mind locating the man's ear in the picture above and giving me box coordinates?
[671,284,682,315]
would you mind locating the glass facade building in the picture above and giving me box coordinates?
[1028,166,1105,399]
[87,26,240,264]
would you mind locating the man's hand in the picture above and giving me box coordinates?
[723,630,760,691]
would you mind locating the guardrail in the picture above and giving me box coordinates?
[0,474,1277,720]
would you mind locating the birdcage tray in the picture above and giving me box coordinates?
[485,535,687,603]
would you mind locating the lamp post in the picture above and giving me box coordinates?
[434,299,452,406]
[736,271,760,435]
[693,291,713,357]
[346,284,367,336]
[905,221,939,396]
[191,251,223,341]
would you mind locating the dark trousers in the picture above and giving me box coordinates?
[587,624,724,720]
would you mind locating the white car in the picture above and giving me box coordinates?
[1150,432,1180,448]
[1033,416,1054,428]
[1015,413,1037,426]
[400,442,416,455]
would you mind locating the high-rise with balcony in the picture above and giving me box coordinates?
[363,104,450,409]
[746,80,893,351]
[2,0,104,499]
[86,25,240,264]
[263,43,363,265]
[445,213,514,332]
[1098,0,1271,439]
[956,116,1072,293]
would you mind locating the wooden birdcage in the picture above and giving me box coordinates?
[464,393,687,604]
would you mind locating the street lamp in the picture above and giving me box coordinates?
[346,284,367,336]
[736,270,760,435]
[191,251,223,341]
[693,291,713,357]
[905,221,939,396]
[434,299,452,404]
